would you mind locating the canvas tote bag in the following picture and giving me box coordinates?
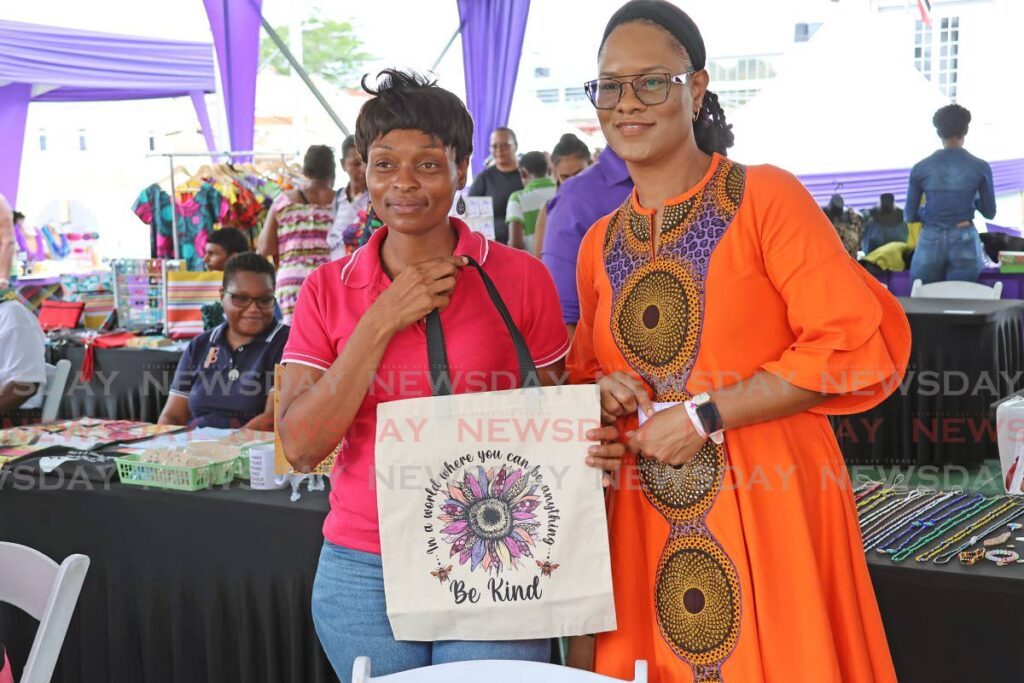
[375,257,616,641]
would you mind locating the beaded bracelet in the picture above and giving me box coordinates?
[863,492,949,552]
[891,497,996,563]
[931,504,1024,564]
[913,499,1020,563]
[880,493,979,556]
[860,490,933,543]
[854,481,884,503]
[857,489,895,516]
[985,549,1020,566]
[860,491,919,530]
[958,548,985,566]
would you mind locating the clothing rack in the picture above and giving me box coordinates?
[145,151,296,258]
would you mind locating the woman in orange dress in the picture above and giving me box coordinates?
[569,3,911,681]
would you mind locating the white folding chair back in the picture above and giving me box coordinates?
[910,278,1003,300]
[0,543,90,683]
[40,360,71,422]
[351,657,647,683]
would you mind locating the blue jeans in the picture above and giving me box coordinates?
[311,541,551,682]
[910,222,984,284]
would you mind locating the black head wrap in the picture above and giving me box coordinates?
[598,0,735,156]
[600,0,705,70]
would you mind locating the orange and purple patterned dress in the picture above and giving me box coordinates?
[568,154,910,682]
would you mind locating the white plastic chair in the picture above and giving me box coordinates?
[0,543,90,683]
[352,657,648,682]
[40,360,71,422]
[910,278,1003,300]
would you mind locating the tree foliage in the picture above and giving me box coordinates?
[260,14,370,88]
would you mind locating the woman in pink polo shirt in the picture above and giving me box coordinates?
[278,70,575,679]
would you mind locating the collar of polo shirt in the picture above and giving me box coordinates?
[210,320,286,346]
[338,217,489,290]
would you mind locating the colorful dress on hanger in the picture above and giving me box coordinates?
[132,184,175,259]
[273,192,334,323]
[568,155,910,683]
[174,182,225,270]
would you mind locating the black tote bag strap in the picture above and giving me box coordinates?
[425,256,540,397]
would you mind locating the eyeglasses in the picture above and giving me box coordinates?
[223,290,276,310]
[490,142,514,151]
[583,71,695,110]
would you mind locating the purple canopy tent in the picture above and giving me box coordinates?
[797,158,1024,211]
[0,20,217,206]
[203,0,264,163]
[458,0,531,177]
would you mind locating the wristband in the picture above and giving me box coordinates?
[684,400,708,440]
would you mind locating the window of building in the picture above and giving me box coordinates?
[78,129,87,151]
[38,130,47,152]
[536,88,560,104]
[915,17,958,100]
[794,22,822,43]
[564,86,587,104]
[533,67,550,79]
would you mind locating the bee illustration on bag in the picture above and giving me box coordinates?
[536,560,560,577]
[430,565,453,583]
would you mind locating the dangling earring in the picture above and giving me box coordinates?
[693,109,700,123]
[456,194,466,215]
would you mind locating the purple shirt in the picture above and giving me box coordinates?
[541,147,633,323]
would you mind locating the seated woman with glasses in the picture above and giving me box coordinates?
[159,252,289,431]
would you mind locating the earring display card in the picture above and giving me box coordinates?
[111,259,184,330]
[450,195,495,240]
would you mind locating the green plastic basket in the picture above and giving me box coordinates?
[115,454,237,491]
[236,454,251,480]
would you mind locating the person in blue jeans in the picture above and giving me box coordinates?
[906,103,996,284]
[278,70,573,681]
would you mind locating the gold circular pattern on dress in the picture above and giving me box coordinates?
[611,260,701,379]
[599,158,747,679]
[637,441,722,521]
[655,536,741,665]
[659,196,698,243]
[628,207,652,246]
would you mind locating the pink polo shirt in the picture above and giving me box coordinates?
[282,218,570,554]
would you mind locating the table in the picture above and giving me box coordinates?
[49,345,183,422]
[1,460,1016,683]
[0,473,337,683]
[866,550,1022,682]
[835,298,1024,466]
[875,269,1024,299]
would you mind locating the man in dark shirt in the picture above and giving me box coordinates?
[906,104,996,284]
[467,127,523,244]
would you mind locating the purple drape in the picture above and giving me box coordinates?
[0,20,215,101]
[798,158,1024,210]
[0,83,32,206]
[0,20,216,206]
[458,0,531,177]
[190,92,219,153]
[203,0,263,161]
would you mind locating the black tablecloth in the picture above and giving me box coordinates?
[0,474,337,683]
[836,298,1024,466]
[1,467,1019,683]
[49,345,183,422]
[866,547,1023,682]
